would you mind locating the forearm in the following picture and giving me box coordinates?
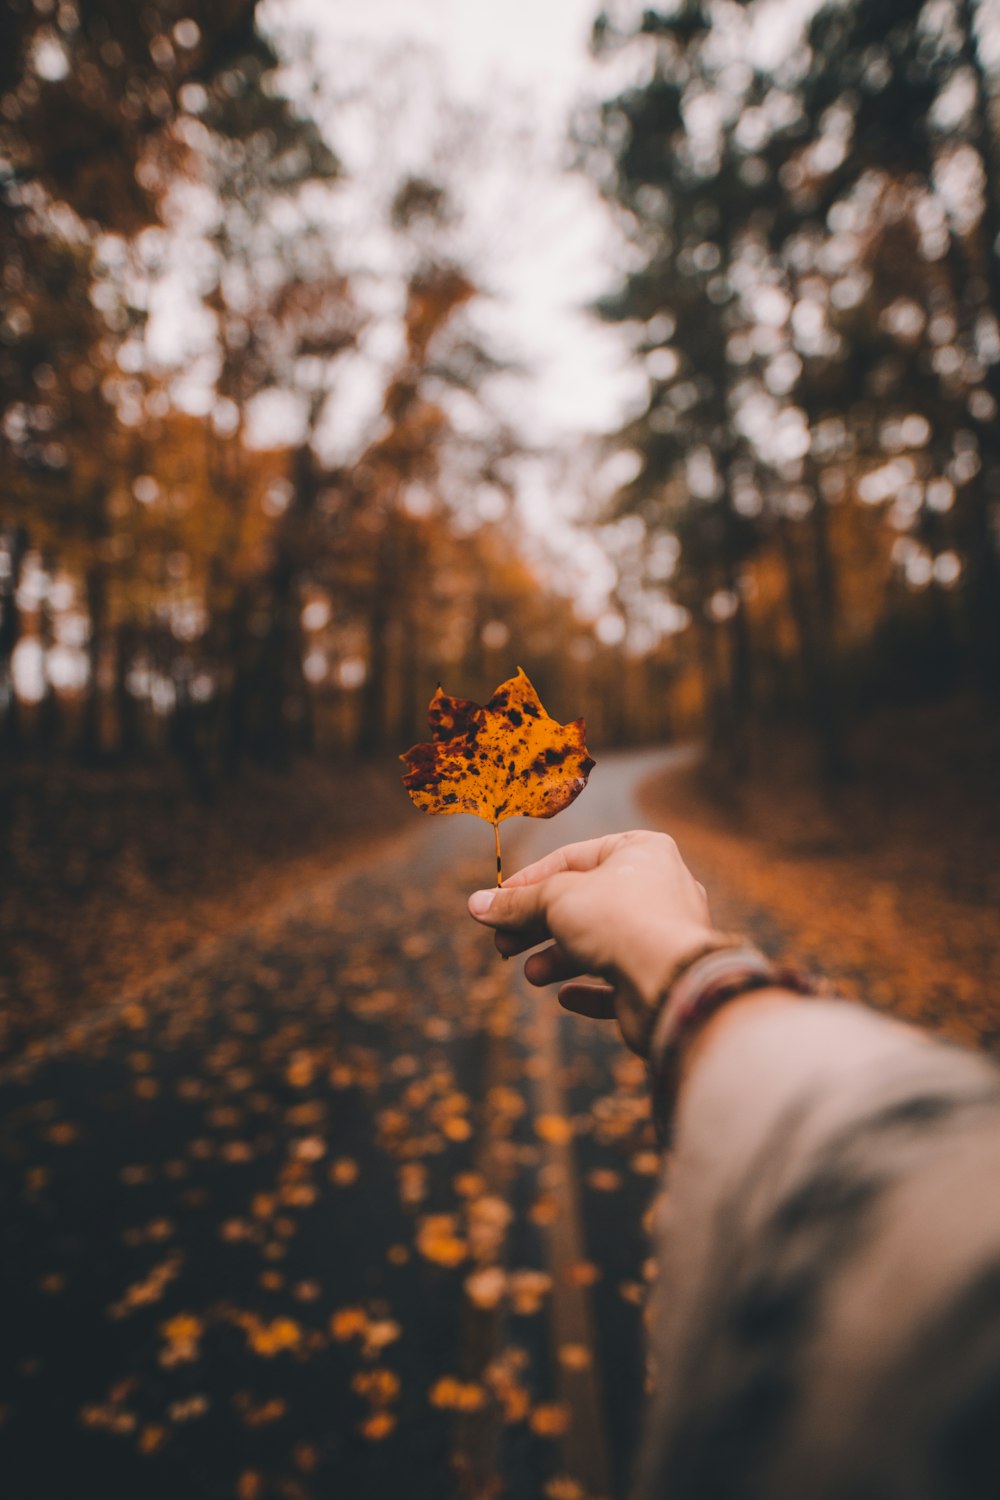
[672,988,922,1153]
[637,993,1000,1500]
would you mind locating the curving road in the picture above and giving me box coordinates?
[0,748,691,1500]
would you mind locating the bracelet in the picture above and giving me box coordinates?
[647,946,817,1147]
[635,933,751,1060]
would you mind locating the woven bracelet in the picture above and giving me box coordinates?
[635,933,751,1062]
[647,947,817,1148]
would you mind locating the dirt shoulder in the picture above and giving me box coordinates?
[1,757,411,1062]
[639,702,1000,1048]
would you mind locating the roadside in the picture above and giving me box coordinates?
[0,749,662,1500]
[639,701,1000,1048]
[0,758,409,1062]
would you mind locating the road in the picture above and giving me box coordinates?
[0,748,687,1500]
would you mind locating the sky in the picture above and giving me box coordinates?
[257,0,645,445]
[155,0,823,618]
[245,0,658,612]
[253,0,823,472]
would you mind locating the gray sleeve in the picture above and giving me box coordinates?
[634,1000,1000,1500]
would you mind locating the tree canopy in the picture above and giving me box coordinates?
[582,0,1000,776]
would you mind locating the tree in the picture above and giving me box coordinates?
[0,0,284,755]
[581,2,771,776]
[582,0,1000,785]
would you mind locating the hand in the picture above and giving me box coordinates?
[467,830,717,1054]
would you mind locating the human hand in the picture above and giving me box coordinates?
[467,830,717,1055]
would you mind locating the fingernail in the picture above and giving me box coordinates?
[469,889,497,916]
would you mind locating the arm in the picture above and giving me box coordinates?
[469,832,1000,1500]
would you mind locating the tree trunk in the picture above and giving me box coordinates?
[954,0,1000,695]
[0,525,27,751]
[397,528,425,745]
[80,560,106,761]
[255,435,320,766]
[255,560,295,769]
[357,524,394,757]
[720,503,753,782]
[776,507,849,786]
[37,552,59,752]
[358,589,389,756]
[806,489,849,782]
[692,601,725,756]
[223,587,250,777]
[114,619,141,757]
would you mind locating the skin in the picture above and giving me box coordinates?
[467,829,801,1071]
[467,830,714,1053]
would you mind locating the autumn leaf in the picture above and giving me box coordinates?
[352,1368,401,1406]
[428,1376,488,1412]
[400,667,595,882]
[530,1403,571,1437]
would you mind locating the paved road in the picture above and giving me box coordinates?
[0,748,686,1500]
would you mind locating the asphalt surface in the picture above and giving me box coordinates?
[0,748,685,1500]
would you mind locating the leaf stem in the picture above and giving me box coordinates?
[494,821,502,886]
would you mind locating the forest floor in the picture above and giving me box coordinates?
[4,696,999,1067]
[2,728,999,1498]
[640,696,1000,1049]
[0,757,408,1064]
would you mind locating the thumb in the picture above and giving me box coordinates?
[468,881,547,931]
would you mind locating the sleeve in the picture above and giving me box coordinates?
[633,998,1000,1500]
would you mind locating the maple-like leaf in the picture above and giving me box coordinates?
[400,667,595,882]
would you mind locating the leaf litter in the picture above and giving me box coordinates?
[0,777,661,1499]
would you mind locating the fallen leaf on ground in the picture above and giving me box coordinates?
[464,1266,506,1309]
[507,1269,552,1315]
[416,1214,468,1268]
[352,1368,401,1406]
[535,1114,574,1146]
[558,1343,592,1371]
[544,1479,586,1500]
[428,1376,488,1412]
[359,1410,397,1441]
[585,1168,621,1192]
[564,1261,600,1288]
[330,1306,368,1342]
[530,1403,571,1437]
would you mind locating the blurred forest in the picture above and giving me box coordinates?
[584,0,1000,784]
[0,0,671,798]
[3,0,1000,792]
[1,6,999,1489]
[2,0,1000,815]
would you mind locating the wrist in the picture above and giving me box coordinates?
[610,925,735,1058]
[645,948,818,1145]
[617,923,725,1013]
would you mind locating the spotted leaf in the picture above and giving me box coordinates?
[400,668,595,834]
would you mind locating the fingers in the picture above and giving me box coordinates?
[522,945,616,1023]
[557,981,616,1020]
[468,880,549,933]
[495,922,550,958]
[523,941,585,987]
[500,835,618,890]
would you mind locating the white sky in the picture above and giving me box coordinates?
[254,0,821,461]
[258,0,645,452]
[248,0,656,612]
[152,0,819,616]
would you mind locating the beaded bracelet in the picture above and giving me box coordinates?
[646,945,816,1147]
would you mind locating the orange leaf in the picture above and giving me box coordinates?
[359,1410,397,1441]
[352,1368,401,1406]
[400,668,594,831]
[428,1376,488,1412]
[534,1113,574,1146]
[530,1402,571,1437]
